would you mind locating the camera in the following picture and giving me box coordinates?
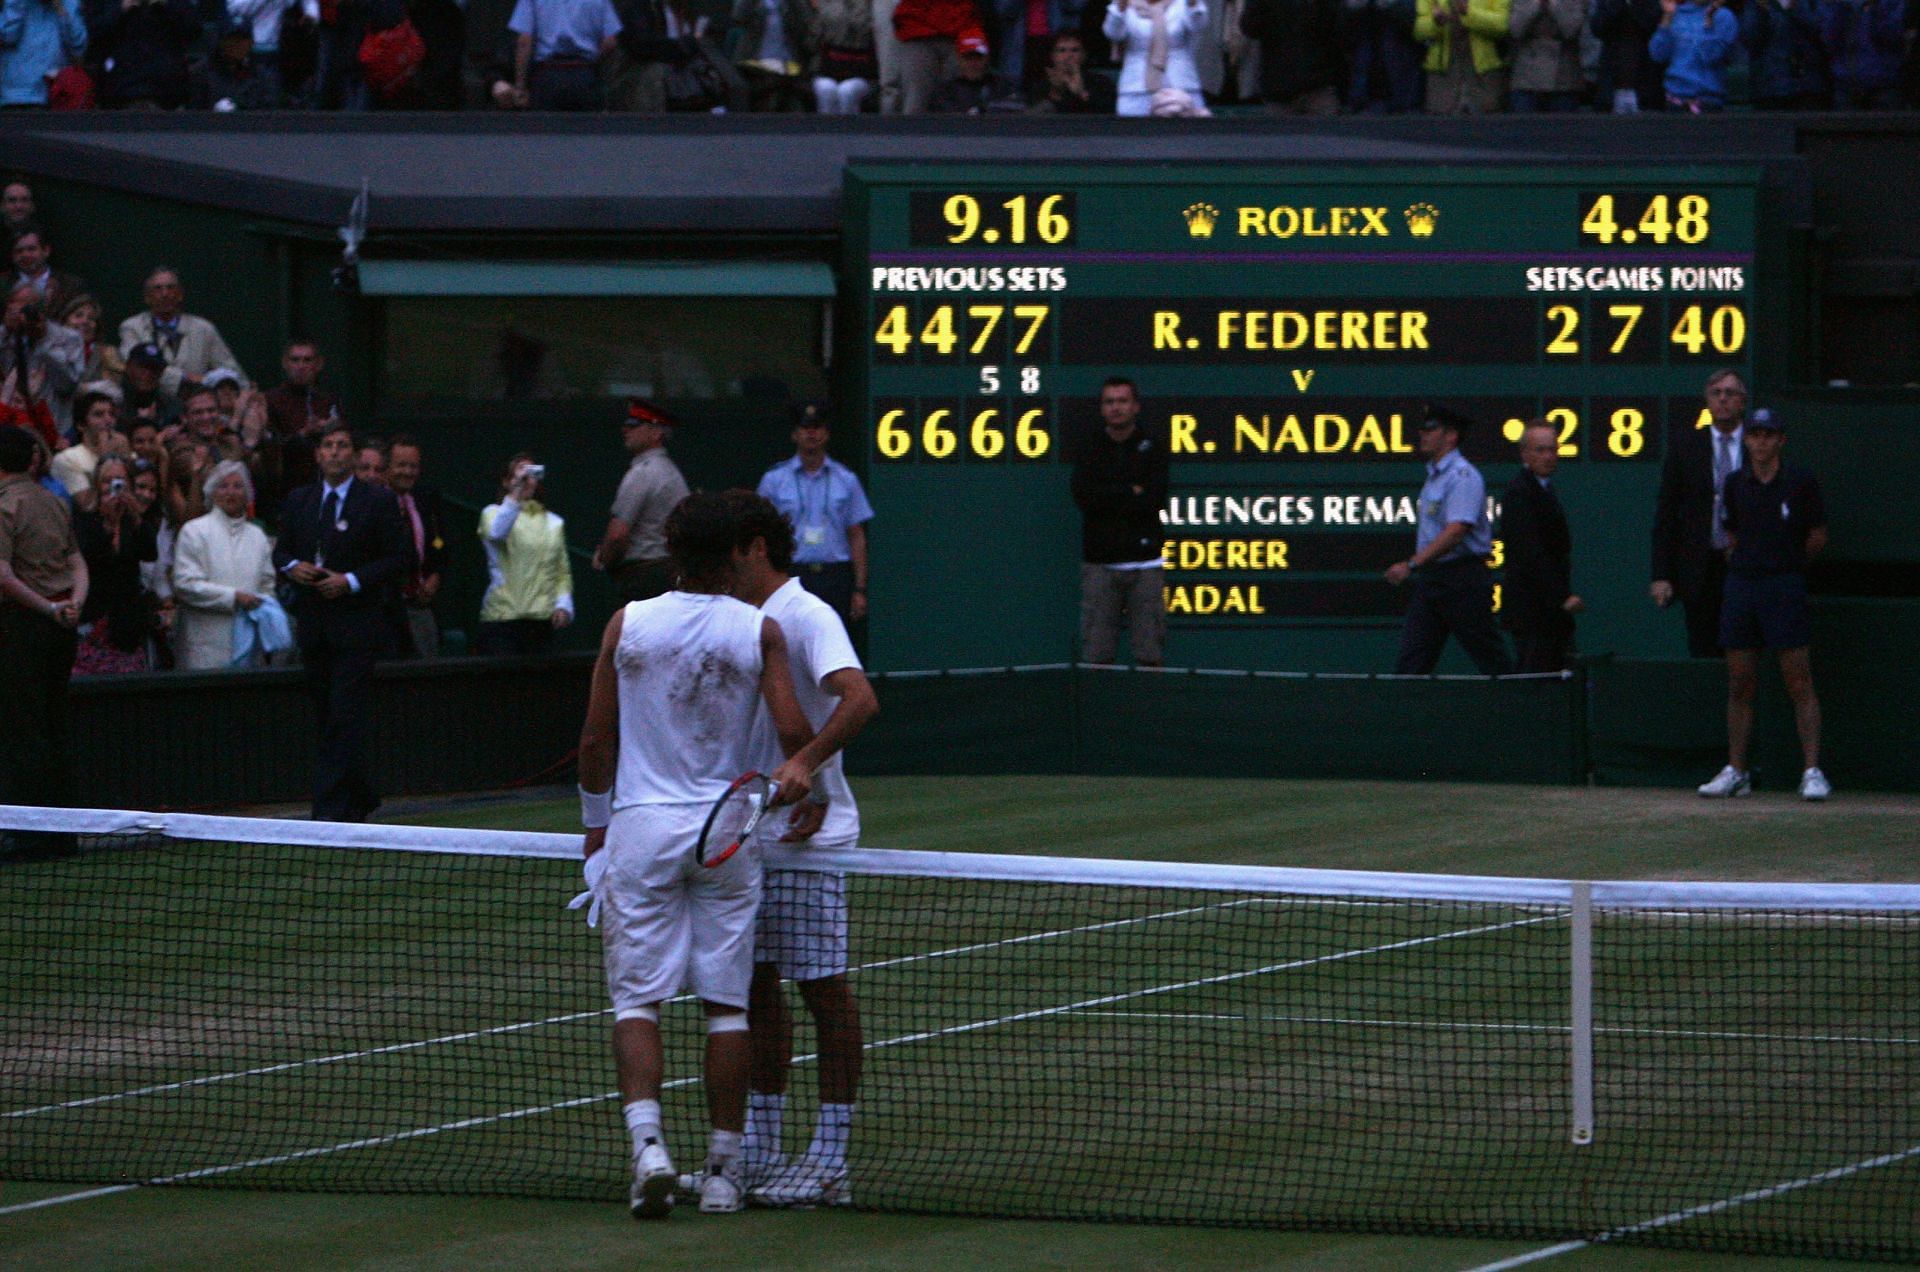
[108,478,127,496]
[525,464,546,482]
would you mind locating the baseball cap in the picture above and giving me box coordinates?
[1418,404,1474,435]
[126,342,166,370]
[1746,406,1784,433]
[624,398,674,428]
[792,399,830,429]
[203,367,242,390]
[958,30,989,55]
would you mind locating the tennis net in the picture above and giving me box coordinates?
[3,804,1918,1261]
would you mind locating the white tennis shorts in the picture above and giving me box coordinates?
[599,804,762,1012]
[753,852,851,983]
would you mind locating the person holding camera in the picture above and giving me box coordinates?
[71,456,160,676]
[2,280,83,450]
[477,452,574,657]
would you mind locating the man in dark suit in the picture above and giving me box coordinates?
[273,421,413,822]
[385,434,448,659]
[1501,420,1583,673]
[1651,369,1747,658]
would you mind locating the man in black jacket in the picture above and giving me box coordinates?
[385,434,448,659]
[1070,377,1168,667]
[1501,420,1582,672]
[1651,368,1746,657]
[273,421,413,822]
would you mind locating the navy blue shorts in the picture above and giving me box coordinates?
[1719,572,1811,651]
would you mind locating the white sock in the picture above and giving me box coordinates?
[745,1091,786,1165]
[808,1102,854,1169]
[624,1098,663,1161]
[709,1128,744,1164]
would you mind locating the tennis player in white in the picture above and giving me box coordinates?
[726,491,880,1208]
[576,492,831,1220]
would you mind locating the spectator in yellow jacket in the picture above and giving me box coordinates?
[1413,0,1510,111]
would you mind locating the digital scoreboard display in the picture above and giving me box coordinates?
[846,164,1764,673]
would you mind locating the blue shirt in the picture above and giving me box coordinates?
[507,0,621,61]
[1648,2,1739,106]
[756,456,874,566]
[1416,449,1493,562]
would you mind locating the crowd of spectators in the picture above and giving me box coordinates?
[0,0,1910,113]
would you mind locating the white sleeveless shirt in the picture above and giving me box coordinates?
[614,592,765,809]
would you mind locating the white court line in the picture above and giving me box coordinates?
[1,911,1536,1215]
[1067,1010,1920,1047]
[1457,1142,1920,1272]
[5,895,1279,1121]
[0,1185,140,1217]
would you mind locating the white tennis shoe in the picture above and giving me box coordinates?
[697,1156,746,1214]
[747,1158,852,1209]
[630,1140,677,1220]
[1800,767,1832,801]
[1697,766,1752,798]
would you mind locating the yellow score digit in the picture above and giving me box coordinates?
[1545,406,1580,457]
[1014,408,1050,458]
[1606,304,1643,354]
[875,409,910,459]
[1670,304,1746,355]
[1545,305,1580,356]
[874,306,912,356]
[1012,305,1050,355]
[1607,408,1647,458]
[970,408,1006,459]
[922,409,958,459]
[1581,195,1618,244]
[1675,195,1710,244]
[943,195,981,244]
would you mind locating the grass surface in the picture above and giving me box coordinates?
[5,776,1918,1271]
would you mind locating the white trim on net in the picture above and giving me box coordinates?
[6,805,1920,912]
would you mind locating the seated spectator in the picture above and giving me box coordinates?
[1648,0,1738,112]
[127,455,174,664]
[811,0,877,112]
[172,460,279,671]
[96,0,200,109]
[1741,0,1829,109]
[508,0,621,109]
[11,227,86,321]
[932,29,1025,109]
[1506,0,1584,109]
[476,453,574,656]
[1103,0,1209,116]
[72,456,160,676]
[1339,0,1423,112]
[192,15,276,109]
[226,0,304,104]
[122,343,180,429]
[355,435,388,486]
[730,0,816,110]
[1591,0,1665,109]
[118,266,246,398]
[1,177,32,234]
[50,389,125,502]
[1028,28,1117,109]
[1414,0,1510,112]
[1822,0,1905,108]
[2,280,83,449]
[59,295,123,385]
[894,0,973,111]
[607,0,748,112]
[0,0,88,108]
[205,366,266,453]
[1239,0,1341,114]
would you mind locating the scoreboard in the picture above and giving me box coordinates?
[844,164,1764,673]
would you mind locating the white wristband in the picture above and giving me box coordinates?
[579,784,612,829]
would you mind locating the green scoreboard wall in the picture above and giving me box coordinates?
[845,163,1767,673]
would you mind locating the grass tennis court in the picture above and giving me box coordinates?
[5,777,1918,1271]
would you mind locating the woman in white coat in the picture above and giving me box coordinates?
[172,460,277,670]
[1103,0,1212,115]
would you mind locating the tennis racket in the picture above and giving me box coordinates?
[694,772,779,868]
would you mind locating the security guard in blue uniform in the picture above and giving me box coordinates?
[1384,406,1513,676]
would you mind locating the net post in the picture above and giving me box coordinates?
[1569,879,1595,1146]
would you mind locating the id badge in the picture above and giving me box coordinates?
[801,523,827,547]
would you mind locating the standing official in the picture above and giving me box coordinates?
[0,425,86,857]
[595,398,688,604]
[1386,406,1512,676]
[1500,420,1583,672]
[755,401,873,626]
[1071,377,1169,667]
[1698,407,1831,801]
[1652,368,1747,657]
[273,422,413,822]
